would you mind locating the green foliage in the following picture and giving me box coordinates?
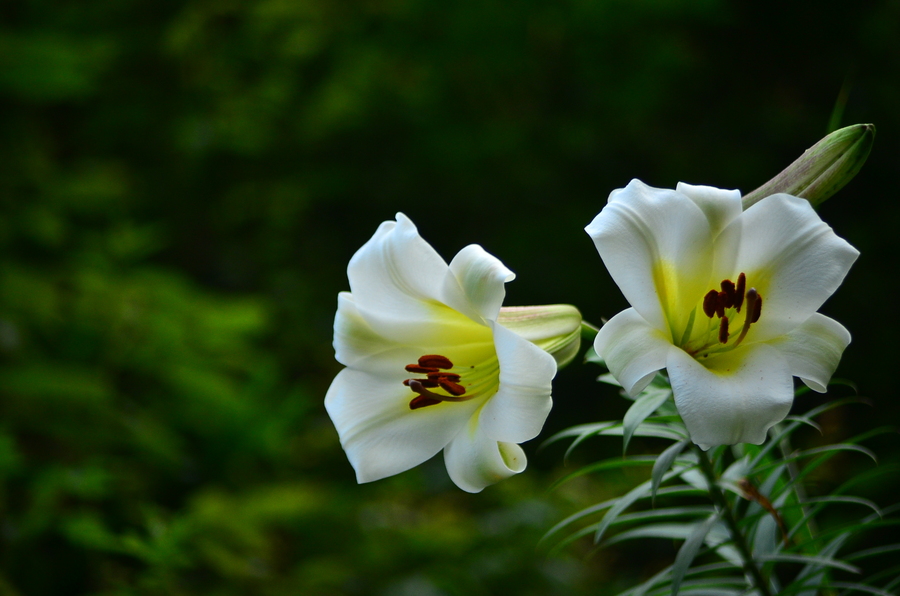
[1,0,899,593]
[543,378,900,596]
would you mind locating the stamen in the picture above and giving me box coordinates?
[751,294,762,323]
[405,364,438,374]
[734,273,746,312]
[690,276,762,357]
[729,288,759,347]
[410,395,442,410]
[418,355,453,369]
[407,378,471,409]
[427,371,460,383]
[715,292,727,318]
[720,279,736,308]
[703,290,718,318]
[438,380,466,396]
[718,316,730,344]
[403,378,439,388]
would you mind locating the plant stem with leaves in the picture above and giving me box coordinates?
[695,447,774,596]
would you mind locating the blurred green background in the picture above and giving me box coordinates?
[1,0,898,594]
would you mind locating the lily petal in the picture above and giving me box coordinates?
[594,308,671,397]
[334,292,405,369]
[324,368,483,483]
[675,182,743,238]
[478,321,556,443]
[677,182,743,279]
[586,179,715,338]
[667,343,794,449]
[736,194,859,340]
[347,213,446,317]
[444,416,527,493]
[347,214,493,346]
[444,244,515,323]
[769,313,851,393]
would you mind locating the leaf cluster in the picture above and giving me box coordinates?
[542,377,900,596]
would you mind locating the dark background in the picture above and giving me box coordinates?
[1,1,897,594]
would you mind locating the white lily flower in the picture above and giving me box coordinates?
[325,213,564,492]
[586,180,859,449]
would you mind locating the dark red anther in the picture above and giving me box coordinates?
[438,380,466,396]
[404,378,439,388]
[703,289,718,318]
[418,355,453,369]
[405,364,439,374]
[718,316,730,344]
[734,273,746,312]
[720,279,736,308]
[716,292,727,318]
[751,294,762,323]
[410,395,442,410]
[427,371,461,383]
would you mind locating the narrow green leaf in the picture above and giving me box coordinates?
[781,415,823,434]
[540,497,619,547]
[623,387,672,454]
[598,422,688,441]
[604,523,698,546]
[544,497,712,556]
[880,567,900,592]
[650,584,744,596]
[540,421,618,449]
[845,543,900,561]
[598,372,621,385]
[563,423,618,462]
[615,563,741,596]
[803,495,882,516]
[671,513,721,596]
[620,564,674,596]
[797,443,877,464]
[779,579,895,596]
[548,456,658,491]
[615,505,715,525]
[751,397,869,470]
[652,439,689,502]
[757,553,860,573]
[584,345,604,364]
[594,469,693,543]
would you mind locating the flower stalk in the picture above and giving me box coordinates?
[695,447,774,596]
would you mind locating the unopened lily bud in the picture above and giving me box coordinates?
[497,304,582,368]
[742,123,875,209]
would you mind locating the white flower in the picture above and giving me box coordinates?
[586,180,859,449]
[325,213,567,492]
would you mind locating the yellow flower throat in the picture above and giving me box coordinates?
[681,272,764,359]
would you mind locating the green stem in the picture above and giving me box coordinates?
[695,447,773,596]
[580,321,600,340]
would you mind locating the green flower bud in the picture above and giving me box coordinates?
[497,304,582,368]
[742,123,875,209]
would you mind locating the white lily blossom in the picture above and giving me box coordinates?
[325,213,569,492]
[586,180,859,449]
